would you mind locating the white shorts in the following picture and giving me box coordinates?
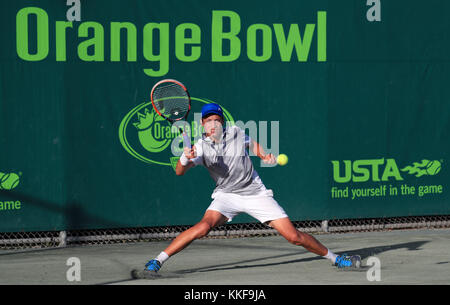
[207,191,288,224]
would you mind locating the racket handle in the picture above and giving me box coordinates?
[182,132,191,149]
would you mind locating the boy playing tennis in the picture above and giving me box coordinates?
[143,103,360,272]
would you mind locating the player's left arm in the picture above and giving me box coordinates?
[249,139,276,164]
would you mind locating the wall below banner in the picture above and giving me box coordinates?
[0,0,449,232]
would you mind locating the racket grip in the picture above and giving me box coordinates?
[182,132,191,148]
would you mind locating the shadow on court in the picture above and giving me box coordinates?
[98,239,430,284]
[174,240,428,275]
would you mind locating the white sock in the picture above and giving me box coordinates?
[155,251,169,265]
[323,249,338,264]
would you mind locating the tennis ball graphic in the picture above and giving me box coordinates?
[0,173,20,190]
[277,154,288,166]
[426,160,441,176]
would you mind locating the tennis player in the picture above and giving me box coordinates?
[144,103,360,272]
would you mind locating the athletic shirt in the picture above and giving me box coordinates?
[190,125,271,196]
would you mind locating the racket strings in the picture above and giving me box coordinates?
[152,83,189,120]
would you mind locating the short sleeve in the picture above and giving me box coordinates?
[233,125,252,149]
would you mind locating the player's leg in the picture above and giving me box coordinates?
[268,217,328,256]
[268,217,361,268]
[243,194,360,268]
[144,210,228,272]
[241,195,329,256]
[144,193,240,273]
[163,210,228,257]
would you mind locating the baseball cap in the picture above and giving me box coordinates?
[201,103,224,119]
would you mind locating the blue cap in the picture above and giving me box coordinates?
[201,103,224,118]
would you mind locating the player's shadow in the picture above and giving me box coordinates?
[176,240,429,274]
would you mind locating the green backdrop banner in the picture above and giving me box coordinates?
[1,0,449,232]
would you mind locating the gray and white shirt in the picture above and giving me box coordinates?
[190,125,271,196]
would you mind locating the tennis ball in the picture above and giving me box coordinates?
[426,160,441,176]
[0,173,20,190]
[277,154,288,166]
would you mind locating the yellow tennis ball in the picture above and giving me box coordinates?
[277,154,288,166]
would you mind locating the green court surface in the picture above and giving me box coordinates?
[0,228,449,285]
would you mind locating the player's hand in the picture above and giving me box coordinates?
[184,146,197,159]
[262,153,276,164]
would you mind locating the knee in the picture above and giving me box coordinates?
[284,231,304,246]
[194,222,212,239]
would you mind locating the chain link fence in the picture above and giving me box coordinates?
[1,215,450,250]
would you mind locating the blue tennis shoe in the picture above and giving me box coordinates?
[145,259,162,272]
[335,254,361,269]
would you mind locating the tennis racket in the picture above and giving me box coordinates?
[150,79,191,149]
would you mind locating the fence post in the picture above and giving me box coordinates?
[59,231,67,247]
[321,220,329,233]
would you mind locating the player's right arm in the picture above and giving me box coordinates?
[175,146,197,176]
